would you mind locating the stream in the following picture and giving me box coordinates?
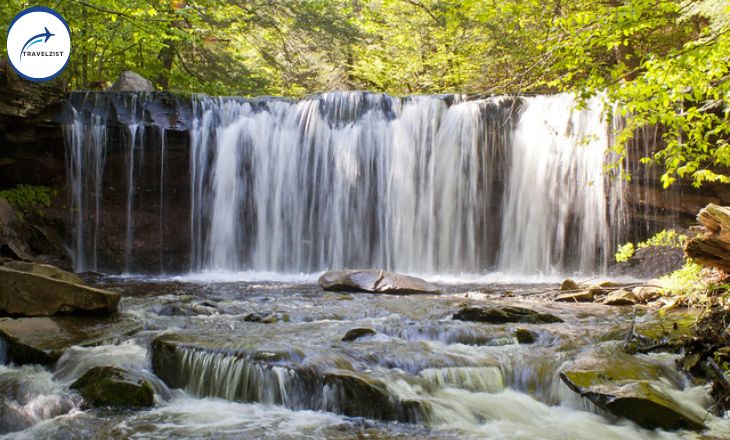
[2,275,729,439]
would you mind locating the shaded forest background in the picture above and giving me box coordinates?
[0,0,728,186]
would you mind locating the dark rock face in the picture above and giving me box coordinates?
[452,306,562,324]
[0,266,120,316]
[0,315,141,364]
[71,366,154,408]
[319,269,440,294]
[108,71,154,92]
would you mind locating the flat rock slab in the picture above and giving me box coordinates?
[0,266,120,316]
[559,347,705,431]
[319,269,440,294]
[2,261,83,285]
[453,305,563,324]
[0,315,141,365]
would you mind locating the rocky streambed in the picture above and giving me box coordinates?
[0,273,729,439]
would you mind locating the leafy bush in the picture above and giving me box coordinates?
[614,229,687,263]
[615,242,635,263]
[0,185,57,218]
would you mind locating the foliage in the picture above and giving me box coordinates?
[615,242,635,263]
[0,1,728,187]
[638,229,687,250]
[660,260,704,298]
[614,229,687,263]
[0,185,57,218]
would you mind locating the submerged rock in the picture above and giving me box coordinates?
[452,305,562,324]
[603,289,637,306]
[513,328,536,344]
[0,266,120,316]
[2,261,83,285]
[318,269,440,294]
[71,366,154,408]
[0,315,141,364]
[244,312,278,323]
[341,327,377,342]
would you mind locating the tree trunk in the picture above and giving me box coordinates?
[685,204,730,272]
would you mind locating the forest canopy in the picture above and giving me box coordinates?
[0,0,728,186]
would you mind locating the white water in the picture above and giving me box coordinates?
[66,92,626,275]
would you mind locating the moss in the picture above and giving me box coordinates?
[0,185,57,219]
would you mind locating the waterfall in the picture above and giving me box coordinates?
[64,91,627,275]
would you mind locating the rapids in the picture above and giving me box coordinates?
[1,278,729,439]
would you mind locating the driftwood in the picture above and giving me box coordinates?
[685,204,730,272]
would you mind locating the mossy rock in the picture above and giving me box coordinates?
[71,366,154,408]
[513,328,536,344]
[560,347,705,431]
[453,305,563,324]
[341,327,377,342]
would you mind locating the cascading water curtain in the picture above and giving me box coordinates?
[65,91,627,276]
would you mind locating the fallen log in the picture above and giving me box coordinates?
[685,204,730,272]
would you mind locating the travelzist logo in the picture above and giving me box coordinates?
[6,6,71,82]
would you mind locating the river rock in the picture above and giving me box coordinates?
[560,279,580,291]
[0,315,141,365]
[244,312,278,323]
[108,71,154,92]
[0,266,120,316]
[151,331,425,423]
[513,328,536,344]
[71,366,154,408]
[318,269,440,294]
[555,286,601,302]
[633,284,663,302]
[603,289,637,306]
[452,305,563,324]
[341,327,377,342]
[560,347,704,431]
[2,261,83,284]
[562,376,704,431]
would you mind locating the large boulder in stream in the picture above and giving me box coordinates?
[108,71,154,92]
[0,315,141,365]
[559,347,705,431]
[319,269,440,294]
[0,266,120,316]
[71,366,154,408]
[2,261,83,284]
[452,305,563,324]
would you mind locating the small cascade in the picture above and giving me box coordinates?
[419,366,504,393]
[64,91,637,275]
